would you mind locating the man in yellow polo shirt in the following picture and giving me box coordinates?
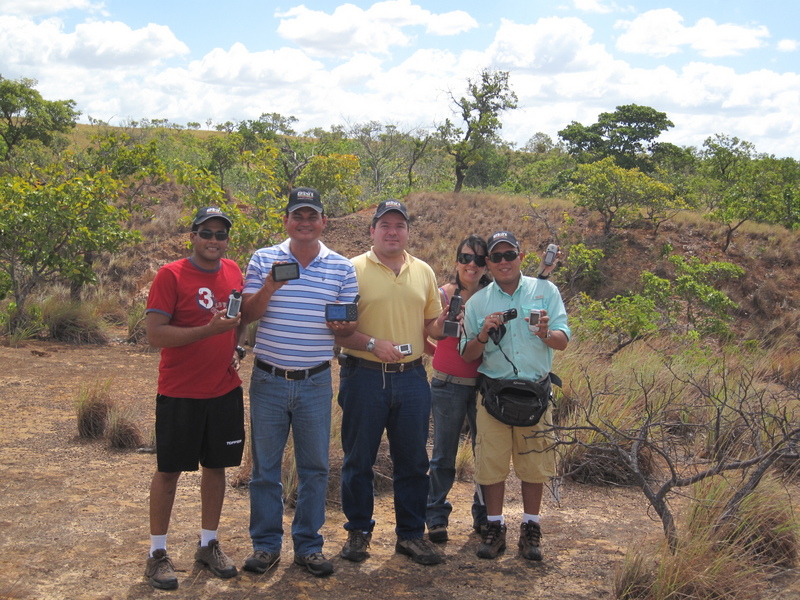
[334,199,446,566]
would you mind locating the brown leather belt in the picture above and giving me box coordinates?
[338,354,423,373]
[255,359,330,380]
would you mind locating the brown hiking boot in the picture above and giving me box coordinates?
[195,539,238,578]
[145,549,178,590]
[476,521,506,559]
[519,520,543,561]
[428,525,448,544]
[395,537,443,565]
[243,550,281,574]
[294,552,334,577]
[340,530,372,562]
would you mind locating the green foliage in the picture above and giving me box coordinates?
[0,162,141,330]
[568,157,677,235]
[296,153,363,215]
[0,75,80,161]
[558,103,674,172]
[641,255,744,337]
[438,69,518,193]
[562,242,604,293]
[571,292,660,351]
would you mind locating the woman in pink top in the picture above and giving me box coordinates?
[426,235,490,543]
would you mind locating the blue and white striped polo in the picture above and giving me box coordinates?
[244,239,358,369]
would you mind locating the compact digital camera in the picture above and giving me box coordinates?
[225,290,242,319]
[488,309,517,344]
[395,343,412,356]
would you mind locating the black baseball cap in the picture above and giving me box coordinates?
[286,187,323,213]
[487,231,520,252]
[374,199,409,220]
[192,207,233,228]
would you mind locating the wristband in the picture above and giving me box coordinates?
[477,335,488,344]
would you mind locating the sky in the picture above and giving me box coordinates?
[1,0,798,158]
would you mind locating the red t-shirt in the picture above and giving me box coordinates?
[146,257,243,399]
[432,286,482,378]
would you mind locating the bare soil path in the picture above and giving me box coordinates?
[1,340,798,600]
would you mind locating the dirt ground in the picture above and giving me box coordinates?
[2,339,799,600]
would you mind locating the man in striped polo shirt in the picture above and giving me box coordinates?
[240,188,358,577]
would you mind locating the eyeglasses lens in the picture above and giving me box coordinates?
[198,230,229,240]
[457,253,486,267]
[488,251,519,263]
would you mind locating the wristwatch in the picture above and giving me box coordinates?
[236,346,246,360]
[366,337,376,352]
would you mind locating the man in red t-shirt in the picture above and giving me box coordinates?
[143,207,246,590]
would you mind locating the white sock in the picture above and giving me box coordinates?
[200,528,217,547]
[523,513,540,524]
[487,515,505,525]
[150,534,167,556]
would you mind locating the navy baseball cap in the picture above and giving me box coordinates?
[192,207,233,228]
[286,187,323,213]
[374,199,409,220]
[487,231,520,252]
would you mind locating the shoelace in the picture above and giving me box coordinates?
[305,552,325,563]
[523,523,541,544]
[483,523,503,544]
[350,531,371,549]
[405,538,433,554]
[155,555,175,575]
[209,543,231,566]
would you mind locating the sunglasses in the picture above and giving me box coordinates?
[196,230,229,241]
[488,250,519,263]
[457,253,486,267]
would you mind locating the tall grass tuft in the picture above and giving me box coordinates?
[41,296,108,344]
[106,402,144,449]
[75,378,112,439]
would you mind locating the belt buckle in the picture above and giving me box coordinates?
[398,363,406,373]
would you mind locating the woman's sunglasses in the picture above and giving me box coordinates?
[457,253,486,267]
[196,230,229,240]
[488,250,519,263]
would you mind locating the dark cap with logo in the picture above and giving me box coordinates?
[192,207,233,228]
[487,231,520,252]
[286,187,323,213]
[374,199,409,220]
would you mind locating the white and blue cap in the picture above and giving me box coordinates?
[487,231,520,252]
[286,187,323,213]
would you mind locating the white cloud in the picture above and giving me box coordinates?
[488,17,612,74]
[616,9,770,58]
[777,39,798,52]
[275,0,477,57]
[0,0,104,17]
[572,0,614,14]
[0,16,188,69]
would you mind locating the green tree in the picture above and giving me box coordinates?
[558,104,674,171]
[695,134,785,252]
[571,292,660,353]
[437,69,518,193]
[0,163,140,329]
[0,75,80,161]
[569,157,676,235]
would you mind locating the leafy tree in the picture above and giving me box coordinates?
[296,153,363,215]
[569,157,676,235]
[695,134,785,251]
[572,291,660,353]
[0,163,140,329]
[0,76,80,161]
[437,69,518,192]
[558,104,674,171]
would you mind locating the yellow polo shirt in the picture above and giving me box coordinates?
[348,248,440,362]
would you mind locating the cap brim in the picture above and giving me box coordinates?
[194,215,233,227]
[288,203,323,212]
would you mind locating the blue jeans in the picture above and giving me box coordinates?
[248,365,332,556]
[338,364,431,540]
[426,378,486,529]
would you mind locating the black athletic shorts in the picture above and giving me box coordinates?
[154,386,245,473]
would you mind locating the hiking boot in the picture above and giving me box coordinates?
[294,552,334,577]
[145,549,178,590]
[195,539,237,578]
[340,530,371,562]
[395,537,443,565]
[476,521,506,559]
[473,521,488,535]
[428,525,448,544]
[519,520,543,561]
[243,550,281,574]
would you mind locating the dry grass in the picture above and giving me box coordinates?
[75,378,112,439]
[40,295,108,345]
[106,402,144,449]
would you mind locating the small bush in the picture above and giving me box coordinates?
[107,403,144,449]
[41,297,108,344]
[75,379,112,439]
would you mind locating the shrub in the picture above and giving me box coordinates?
[75,379,112,439]
[41,297,108,344]
[106,403,144,449]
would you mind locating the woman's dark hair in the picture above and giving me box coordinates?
[454,234,491,289]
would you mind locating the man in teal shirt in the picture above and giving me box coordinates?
[460,231,570,562]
